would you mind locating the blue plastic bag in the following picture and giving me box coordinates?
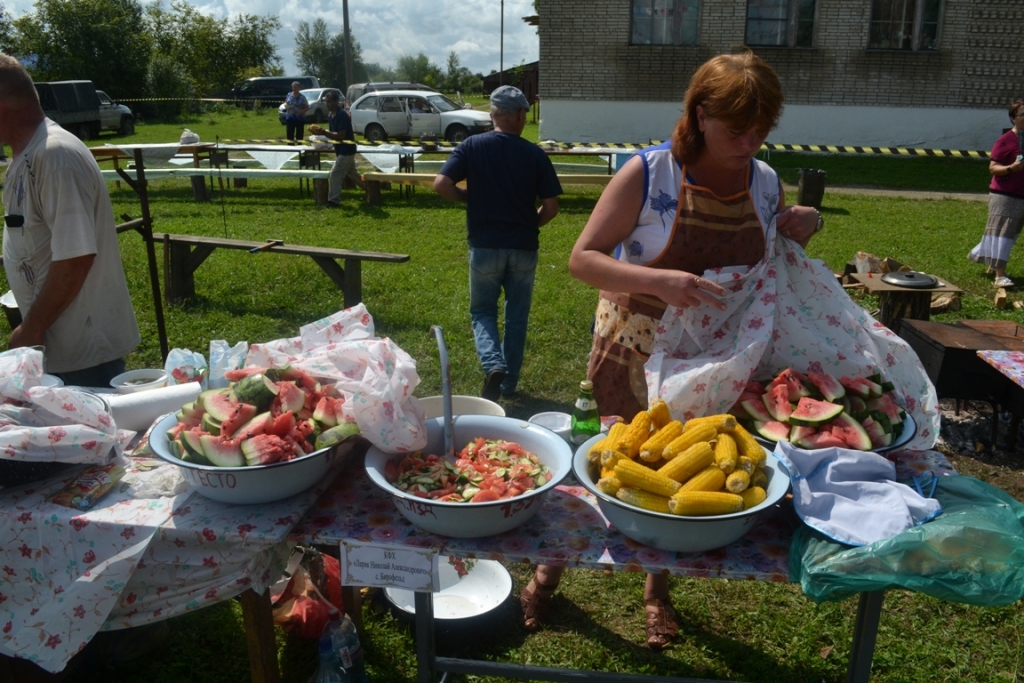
[789,474,1024,607]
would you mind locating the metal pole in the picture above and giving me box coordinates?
[499,0,504,86]
[343,0,354,90]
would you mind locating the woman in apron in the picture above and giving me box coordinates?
[520,52,825,650]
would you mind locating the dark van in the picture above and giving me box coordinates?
[34,80,102,140]
[231,76,320,108]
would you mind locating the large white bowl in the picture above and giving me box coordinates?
[364,415,572,538]
[418,395,505,419]
[148,413,342,504]
[385,559,512,619]
[572,434,791,553]
[110,368,169,394]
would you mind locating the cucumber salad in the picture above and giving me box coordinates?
[384,437,552,503]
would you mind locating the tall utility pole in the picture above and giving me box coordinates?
[343,0,354,89]
[499,0,504,86]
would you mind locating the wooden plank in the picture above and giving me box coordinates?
[238,588,281,683]
[151,233,409,263]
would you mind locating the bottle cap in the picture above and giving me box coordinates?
[580,379,593,391]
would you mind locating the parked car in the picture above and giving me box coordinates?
[96,90,135,135]
[277,88,343,125]
[34,80,102,140]
[231,76,320,108]
[350,90,492,143]
[345,81,432,106]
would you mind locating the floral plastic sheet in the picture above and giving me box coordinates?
[646,220,941,451]
[788,474,1024,607]
[246,304,427,453]
[0,347,122,464]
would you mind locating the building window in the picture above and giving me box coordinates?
[631,0,700,46]
[868,0,942,51]
[745,0,816,48]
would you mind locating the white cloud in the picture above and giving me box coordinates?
[3,0,539,76]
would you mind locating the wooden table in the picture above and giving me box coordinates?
[978,347,1024,450]
[849,273,961,329]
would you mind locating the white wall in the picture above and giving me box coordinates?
[539,101,1009,151]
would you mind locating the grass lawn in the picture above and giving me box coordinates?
[1,108,1021,683]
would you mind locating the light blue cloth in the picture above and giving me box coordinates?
[774,440,943,547]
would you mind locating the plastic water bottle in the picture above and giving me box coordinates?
[570,379,601,445]
[308,634,348,683]
[329,614,369,683]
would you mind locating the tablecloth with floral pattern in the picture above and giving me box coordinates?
[978,350,1024,389]
[292,449,954,581]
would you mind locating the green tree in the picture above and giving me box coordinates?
[293,18,366,90]
[145,52,193,119]
[12,0,151,98]
[395,53,443,88]
[144,0,280,96]
[0,4,14,54]
[442,51,482,95]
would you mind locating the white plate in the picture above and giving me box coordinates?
[753,412,917,453]
[385,559,512,620]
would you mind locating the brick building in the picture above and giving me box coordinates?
[537,0,1024,149]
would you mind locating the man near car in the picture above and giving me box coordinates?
[433,85,561,401]
[309,90,365,207]
[0,54,140,386]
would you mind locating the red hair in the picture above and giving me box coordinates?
[671,52,783,166]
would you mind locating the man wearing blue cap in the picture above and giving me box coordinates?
[434,85,562,401]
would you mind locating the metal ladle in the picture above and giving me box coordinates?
[430,325,455,459]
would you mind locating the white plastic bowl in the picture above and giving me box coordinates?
[528,411,572,442]
[148,413,343,504]
[364,415,573,538]
[418,395,505,419]
[110,368,169,393]
[573,433,791,553]
[40,374,64,388]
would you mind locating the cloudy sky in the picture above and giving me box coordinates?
[3,0,540,76]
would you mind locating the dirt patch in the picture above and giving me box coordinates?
[934,398,1024,502]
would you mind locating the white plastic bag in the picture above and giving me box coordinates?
[209,340,249,389]
[180,129,200,145]
[164,348,208,390]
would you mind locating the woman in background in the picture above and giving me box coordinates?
[283,81,310,144]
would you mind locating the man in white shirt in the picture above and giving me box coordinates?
[0,54,140,385]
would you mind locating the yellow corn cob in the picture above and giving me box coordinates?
[679,465,727,493]
[648,398,672,430]
[638,420,684,462]
[662,423,717,460]
[600,448,627,469]
[737,455,756,474]
[725,469,751,493]
[668,491,744,516]
[731,423,766,463]
[597,476,622,496]
[713,432,738,474]
[600,466,615,479]
[683,414,737,433]
[740,486,767,509]
[587,422,629,463]
[750,467,769,489]
[616,487,671,514]
[613,458,681,497]
[615,410,653,459]
[657,441,714,483]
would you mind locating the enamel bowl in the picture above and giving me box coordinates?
[572,434,791,553]
[418,395,505,418]
[364,415,572,538]
[110,368,169,394]
[148,413,346,504]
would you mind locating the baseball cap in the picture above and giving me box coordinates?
[490,85,530,111]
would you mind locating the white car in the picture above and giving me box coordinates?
[350,90,493,143]
[96,90,134,135]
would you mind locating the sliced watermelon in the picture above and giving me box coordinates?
[861,416,892,448]
[827,413,873,450]
[235,411,273,440]
[232,373,278,411]
[805,372,846,402]
[240,434,288,466]
[201,412,222,436]
[768,368,812,402]
[272,381,306,416]
[268,410,297,438]
[200,388,240,423]
[744,380,766,395]
[795,431,848,449]
[199,434,245,467]
[789,397,845,426]
[314,422,361,450]
[741,396,774,422]
[224,367,269,381]
[313,395,340,428]
[848,395,869,417]
[754,420,791,442]
[762,384,794,422]
[219,402,259,438]
[866,394,904,425]
[839,376,880,400]
[180,429,209,463]
[790,424,818,445]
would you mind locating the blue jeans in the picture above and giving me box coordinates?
[469,248,538,394]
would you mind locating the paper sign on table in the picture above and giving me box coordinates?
[339,540,439,592]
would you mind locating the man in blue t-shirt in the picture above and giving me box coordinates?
[434,86,562,401]
[309,90,365,206]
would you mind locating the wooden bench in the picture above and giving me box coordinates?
[361,172,613,205]
[152,233,409,307]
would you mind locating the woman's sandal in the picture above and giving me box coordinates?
[644,598,679,651]
[519,577,558,631]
